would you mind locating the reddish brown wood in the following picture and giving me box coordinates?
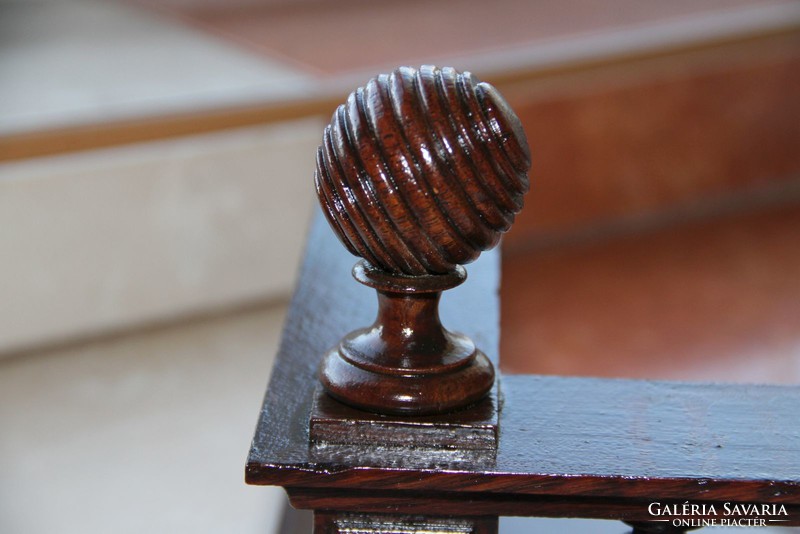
[315,66,530,276]
[246,215,800,528]
[624,521,697,533]
[288,487,800,525]
[309,381,499,451]
[317,261,495,415]
[246,60,800,530]
[313,66,530,415]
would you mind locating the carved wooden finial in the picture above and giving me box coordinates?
[315,66,531,415]
[316,65,530,276]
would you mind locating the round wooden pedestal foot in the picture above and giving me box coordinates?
[318,261,495,415]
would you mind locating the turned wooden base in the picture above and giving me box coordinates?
[319,343,495,415]
[318,261,496,416]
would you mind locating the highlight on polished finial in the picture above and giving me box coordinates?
[314,65,531,415]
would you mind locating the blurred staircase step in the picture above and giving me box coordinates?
[133,0,800,244]
[501,196,800,384]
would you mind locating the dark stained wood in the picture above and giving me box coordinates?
[288,489,800,525]
[313,511,498,534]
[312,66,530,415]
[625,521,697,533]
[315,66,530,276]
[246,213,800,525]
[245,59,800,529]
[315,261,495,416]
[309,382,500,451]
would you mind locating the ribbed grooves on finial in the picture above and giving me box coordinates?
[315,65,531,275]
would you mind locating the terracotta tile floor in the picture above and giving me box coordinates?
[500,202,800,384]
[134,0,793,77]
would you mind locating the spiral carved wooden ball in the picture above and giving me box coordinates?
[315,65,531,276]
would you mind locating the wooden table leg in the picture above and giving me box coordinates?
[313,511,499,533]
[625,521,699,533]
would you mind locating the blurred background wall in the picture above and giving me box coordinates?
[1,0,799,532]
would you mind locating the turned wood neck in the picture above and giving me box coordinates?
[373,290,447,357]
[318,260,494,415]
[353,260,466,370]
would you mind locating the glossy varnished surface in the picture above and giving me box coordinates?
[246,211,499,458]
[311,66,529,415]
[246,213,800,520]
[316,260,495,415]
[315,66,530,276]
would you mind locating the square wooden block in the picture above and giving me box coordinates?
[309,381,500,452]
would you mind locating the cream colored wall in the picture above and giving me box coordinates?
[0,119,322,356]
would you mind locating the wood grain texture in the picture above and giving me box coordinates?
[289,488,800,524]
[316,260,495,415]
[246,213,800,522]
[315,66,530,276]
[309,382,499,451]
[312,66,529,415]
